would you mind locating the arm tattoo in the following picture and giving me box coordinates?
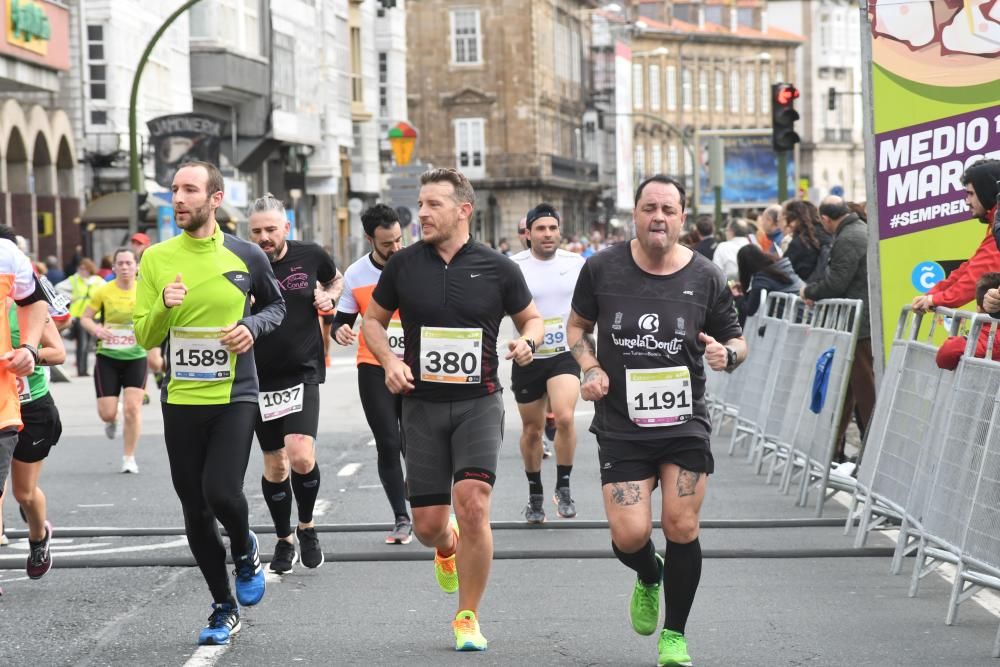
[570,333,595,358]
[610,482,643,506]
[676,469,701,497]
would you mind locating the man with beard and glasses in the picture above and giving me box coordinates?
[333,204,413,545]
[246,194,341,573]
[509,203,585,524]
[362,168,543,652]
[567,174,746,667]
[134,161,285,646]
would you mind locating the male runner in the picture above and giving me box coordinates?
[81,248,147,473]
[135,161,285,646]
[510,203,584,523]
[247,193,341,573]
[332,203,412,544]
[567,175,746,667]
[362,168,543,651]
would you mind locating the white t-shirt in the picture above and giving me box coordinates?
[510,249,585,358]
[712,236,751,282]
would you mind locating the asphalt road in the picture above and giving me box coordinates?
[1,346,998,666]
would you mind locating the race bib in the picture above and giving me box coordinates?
[537,316,568,357]
[420,327,482,384]
[16,375,31,403]
[625,367,693,427]
[388,320,405,360]
[259,383,304,422]
[170,327,232,381]
[103,324,137,350]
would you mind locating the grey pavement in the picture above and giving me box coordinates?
[1,346,998,665]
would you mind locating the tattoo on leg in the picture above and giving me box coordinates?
[676,469,700,497]
[610,482,642,506]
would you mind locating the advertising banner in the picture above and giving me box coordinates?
[696,134,795,209]
[147,113,225,189]
[864,0,1000,357]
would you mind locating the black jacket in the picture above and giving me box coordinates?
[803,214,870,339]
[785,222,833,283]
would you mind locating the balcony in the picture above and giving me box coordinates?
[190,47,268,105]
[548,154,599,183]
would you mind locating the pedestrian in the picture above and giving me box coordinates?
[692,215,717,260]
[782,200,832,282]
[937,272,1000,369]
[56,258,102,376]
[756,204,785,256]
[712,218,754,282]
[735,243,803,323]
[134,161,286,646]
[247,193,342,574]
[43,256,64,285]
[800,195,875,464]
[361,167,543,652]
[130,232,152,260]
[567,174,746,667]
[510,203,585,524]
[80,248,147,473]
[333,204,413,545]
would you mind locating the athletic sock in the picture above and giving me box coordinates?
[663,538,702,634]
[612,539,661,585]
[556,464,573,490]
[291,464,321,525]
[261,476,293,539]
[526,470,543,495]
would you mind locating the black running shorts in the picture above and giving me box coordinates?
[254,382,321,451]
[401,392,504,507]
[94,354,148,398]
[597,435,714,485]
[14,393,62,463]
[510,352,581,404]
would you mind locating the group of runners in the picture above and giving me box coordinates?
[0,160,746,667]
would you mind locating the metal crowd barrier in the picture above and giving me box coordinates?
[847,307,1000,658]
[706,293,863,517]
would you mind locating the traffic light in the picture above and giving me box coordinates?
[771,83,800,152]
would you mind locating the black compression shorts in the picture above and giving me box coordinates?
[14,393,62,463]
[94,354,148,397]
[597,435,714,485]
[254,383,320,451]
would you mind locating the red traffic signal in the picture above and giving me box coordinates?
[771,83,801,152]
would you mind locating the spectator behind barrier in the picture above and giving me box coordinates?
[912,159,1000,313]
[713,218,753,282]
[782,200,833,282]
[693,215,718,260]
[756,205,784,257]
[936,272,1000,370]
[735,244,803,325]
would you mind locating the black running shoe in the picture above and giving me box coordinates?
[297,526,325,569]
[268,539,298,574]
[26,521,53,579]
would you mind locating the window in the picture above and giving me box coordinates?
[635,144,646,181]
[667,144,679,175]
[555,19,570,80]
[378,52,388,114]
[649,64,661,111]
[683,148,693,182]
[90,110,107,126]
[714,70,724,112]
[819,13,831,51]
[698,69,708,112]
[86,25,106,101]
[833,12,846,50]
[350,27,363,103]
[451,9,481,64]
[730,70,740,112]
[704,5,723,23]
[273,32,296,111]
[666,66,677,111]
[745,69,755,114]
[190,0,260,55]
[633,63,644,109]
[569,27,581,84]
[650,143,662,175]
[682,67,692,111]
[737,7,754,27]
[760,70,770,114]
[454,118,485,177]
[86,25,104,60]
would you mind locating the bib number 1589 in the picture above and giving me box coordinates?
[174,348,229,367]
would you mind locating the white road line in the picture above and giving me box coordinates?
[366,438,376,446]
[0,576,29,584]
[337,463,362,477]
[77,503,115,508]
[183,645,230,667]
[312,499,331,517]
[0,537,189,561]
[358,484,382,489]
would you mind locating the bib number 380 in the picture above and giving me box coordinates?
[625,367,693,427]
[420,327,482,384]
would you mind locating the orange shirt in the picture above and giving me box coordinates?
[339,254,402,366]
[0,239,44,430]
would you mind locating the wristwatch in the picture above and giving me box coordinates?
[725,346,738,372]
[521,336,536,353]
[17,343,39,366]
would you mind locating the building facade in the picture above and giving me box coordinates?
[407,0,603,245]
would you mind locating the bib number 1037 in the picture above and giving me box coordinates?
[625,367,692,427]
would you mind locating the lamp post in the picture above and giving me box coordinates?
[128,0,205,236]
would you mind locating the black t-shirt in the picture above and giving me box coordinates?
[371,238,533,402]
[253,240,337,390]
[572,241,742,441]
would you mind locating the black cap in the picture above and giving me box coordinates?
[963,159,1000,221]
[525,203,560,230]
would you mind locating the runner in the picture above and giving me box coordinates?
[81,248,147,473]
[362,168,543,652]
[6,296,65,579]
[332,203,411,544]
[247,193,341,574]
[509,203,585,524]
[567,175,746,667]
[135,161,285,646]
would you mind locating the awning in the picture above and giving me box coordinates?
[80,192,158,224]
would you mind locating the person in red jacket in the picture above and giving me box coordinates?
[936,273,1000,370]
[913,159,1000,312]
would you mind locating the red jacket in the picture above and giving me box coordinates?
[929,206,1000,308]
[936,326,1000,370]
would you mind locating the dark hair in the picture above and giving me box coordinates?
[783,200,823,250]
[361,203,400,237]
[634,174,686,210]
[0,224,16,244]
[420,167,475,206]
[847,201,867,222]
[112,247,136,263]
[525,203,560,230]
[737,243,792,291]
[975,272,1000,308]
[695,215,715,238]
[818,198,850,221]
[177,160,225,195]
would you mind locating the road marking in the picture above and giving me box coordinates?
[0,576,29,584]
[367,438,376,446]
[184,645,230,667]
[0,537,189,560]
[337,463,361,477]
[358,484,382,489]
[313,499,330,517]
[77,503,115,508]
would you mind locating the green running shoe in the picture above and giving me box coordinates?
[434,516,459,593]
[657,629,692,666]
[452,609,488,651]
[629,552,664,635]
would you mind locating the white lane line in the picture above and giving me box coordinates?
[77,503,115,508]
[366,439,376,446]
[358,484,382,489]
[0,537,189,561]
[0,576,29,584]
[312,499,331,517]
[184,645,230,667]
[337,463,361,477]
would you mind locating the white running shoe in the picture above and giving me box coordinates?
[121,456,139,474]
